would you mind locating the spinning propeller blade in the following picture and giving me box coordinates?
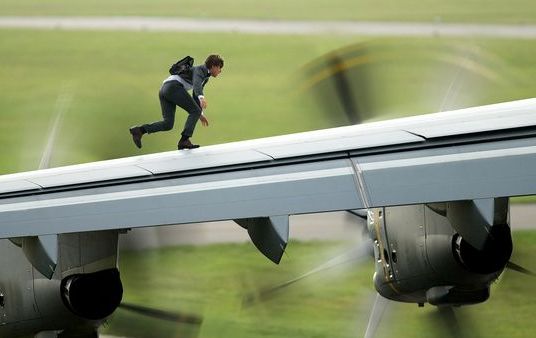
[428,306,479,338]
[506,261,536,277]
[243,240,373,307]
[118,302,203,325]
[300,41,508,128]
[20,82,75,279]
[364,294,389,338]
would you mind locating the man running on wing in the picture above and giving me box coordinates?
[130,54,224,150]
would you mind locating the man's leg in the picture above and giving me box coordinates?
[177,95,202,140]
[154,82,201,149]
[142,84,178,133]
[173,90,203,149]
[129,82,178,148]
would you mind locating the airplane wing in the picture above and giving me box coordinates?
[1,98,535,242]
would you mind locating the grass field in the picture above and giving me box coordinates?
[0,29,348,172]
[1,0,536,24]
[102,230,536,338]
[1,30,536,175]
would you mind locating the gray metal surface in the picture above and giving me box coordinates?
[0,180,41,194]
[357,138,536,207]
[21,235,58,279]
[27,165,151,189]
[234,215,289,264]
[138,148,272,174]
[256,130,423,159]
[0,239,39,325]
[0,99,536,239]
[0,160,363,238]
[405,99,536,138]
[0,160,152,194]
[0,98,534,196]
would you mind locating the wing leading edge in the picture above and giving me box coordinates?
[1,98,536,238]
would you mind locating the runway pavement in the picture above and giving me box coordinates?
[1,16,536,38]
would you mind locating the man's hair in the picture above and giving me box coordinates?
[205,54,224,68]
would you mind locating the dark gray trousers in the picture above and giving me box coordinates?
[143,81,202,138]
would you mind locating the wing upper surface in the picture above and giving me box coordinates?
[0,98,535,237]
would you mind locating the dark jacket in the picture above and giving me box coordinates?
[181,64,210,97]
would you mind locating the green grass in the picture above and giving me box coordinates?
[1,0,536,24]
[103,231,536,338]
[2,30,536,175]
[0,29,348,172]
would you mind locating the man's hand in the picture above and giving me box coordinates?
[199,97,208,109]
[200,114,209,127]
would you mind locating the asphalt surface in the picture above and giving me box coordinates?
[1,16,536,38]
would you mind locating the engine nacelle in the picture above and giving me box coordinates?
[61,268,123,320]
[453,223,512,274]
[369,201,509,306]
[425,286,490,306]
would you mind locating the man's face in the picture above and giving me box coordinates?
[210,65,222,77]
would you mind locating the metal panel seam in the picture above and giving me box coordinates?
[348,158,371,209]
[401,129,427,140]
[0,167,355,212]
[24,179,45,190]
[134,164,157,175]
[253,149,276,161]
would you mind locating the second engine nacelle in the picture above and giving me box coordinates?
[61,268,123,320]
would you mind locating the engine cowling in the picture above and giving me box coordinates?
[453,223,513,274]
[61,268,123,320]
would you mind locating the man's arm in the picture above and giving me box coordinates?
[192,66,207,97]
[200,113,209,127]
[192,66,209,109]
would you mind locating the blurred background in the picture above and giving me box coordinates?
[1,1,536,337]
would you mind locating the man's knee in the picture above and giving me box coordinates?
[161,119,174,131]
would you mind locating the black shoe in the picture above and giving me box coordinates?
[178,138,200,150]
[129,126,143,149]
